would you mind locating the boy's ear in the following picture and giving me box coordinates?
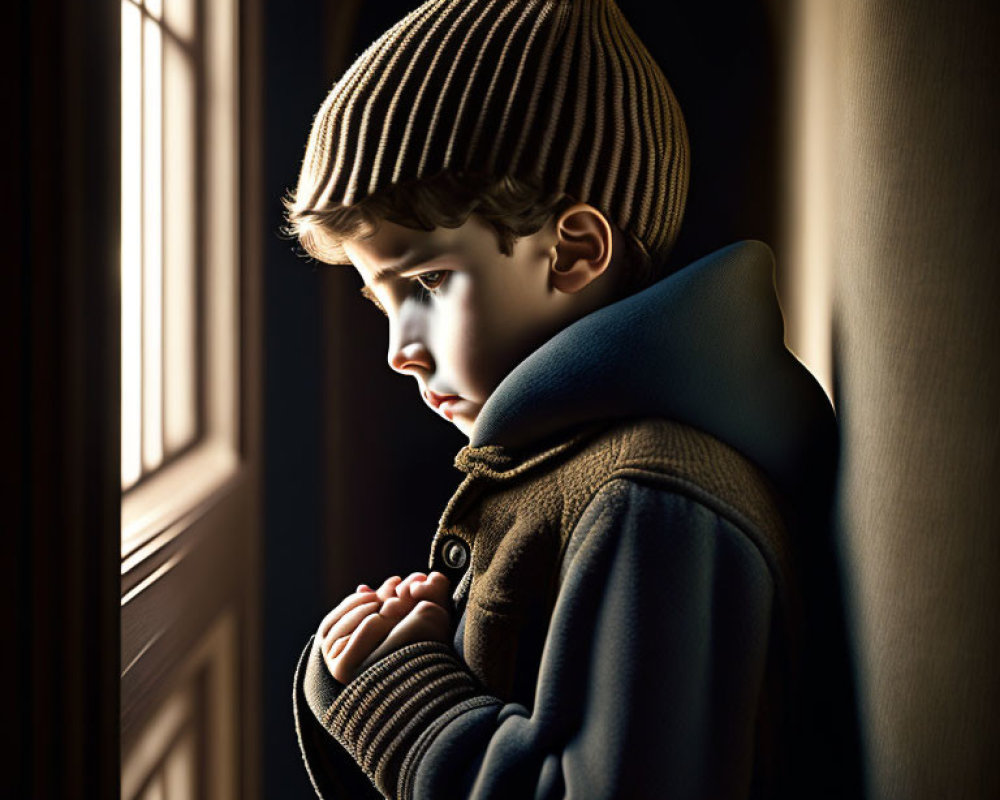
[550,203,614,294]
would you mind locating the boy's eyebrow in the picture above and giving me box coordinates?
[359,285,387,317]
[369,250,445,285]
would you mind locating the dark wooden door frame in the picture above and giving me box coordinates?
[6,1,121,798]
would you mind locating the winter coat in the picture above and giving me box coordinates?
[294,240,847,800]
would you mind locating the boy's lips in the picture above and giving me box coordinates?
[424,389,460,411]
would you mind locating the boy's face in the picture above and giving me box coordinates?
[340,214,599,438]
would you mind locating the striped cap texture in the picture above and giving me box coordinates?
[293,0,689,263]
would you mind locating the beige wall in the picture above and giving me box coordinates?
[784,2,1000,798]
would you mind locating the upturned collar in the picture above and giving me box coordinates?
[453,423,610,481]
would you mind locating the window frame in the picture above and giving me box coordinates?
[119,0,263,796]
[120,0,240,560]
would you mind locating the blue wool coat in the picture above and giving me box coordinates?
[294,241,847,799]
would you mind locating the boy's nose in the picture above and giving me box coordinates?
[389,341,433,375]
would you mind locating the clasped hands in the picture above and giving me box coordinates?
[318,571,453,685]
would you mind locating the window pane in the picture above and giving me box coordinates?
[206,0,239,444]
[121,0,143,489]
[163,30,197,453]
[164,0,195,43]
[142,15,164,472]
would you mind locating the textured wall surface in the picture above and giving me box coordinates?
[829,2,1000,798]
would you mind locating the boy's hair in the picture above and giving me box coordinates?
[285,0,688,287]
[286,170,657,294]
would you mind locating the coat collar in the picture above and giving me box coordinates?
[465,240,836,499]
[453,422,610,480]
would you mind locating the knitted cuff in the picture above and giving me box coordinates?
[320,641,493,799]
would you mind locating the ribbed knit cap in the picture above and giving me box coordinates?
[292,0,689,264]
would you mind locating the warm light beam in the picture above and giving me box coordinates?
[121,1,143,489]
[163,18,197,454]
[142,15,164,471]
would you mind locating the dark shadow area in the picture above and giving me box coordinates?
[261,1,329,798]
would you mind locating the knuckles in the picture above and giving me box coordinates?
[413,600,445,616]
[408,600,452,636]
[319,576,455,681]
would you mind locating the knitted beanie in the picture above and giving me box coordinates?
[292,0,689,264]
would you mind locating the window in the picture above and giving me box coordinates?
[121,0,199,491]
[119,0,258,797]
[120,0,240,561]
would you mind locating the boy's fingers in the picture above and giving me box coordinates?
[321,580,453,683]
[332,614,394,684]
[324,600,380,646]
[361,601,452,668]
[395,572,428,599]
[356,583,371,593]
[329,635,349,660]
[375,575,402,602]
[378,596,410,621]
[318,591,378,638]
[412,599,452,634]
[409,571,452,607]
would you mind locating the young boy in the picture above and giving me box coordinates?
[287,1,840,798]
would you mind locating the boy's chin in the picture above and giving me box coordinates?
[440,404,478,438]
[449,413,475,438]
[428,396,482,439]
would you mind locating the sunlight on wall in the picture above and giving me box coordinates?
[782,0,836,403]
[121,684,197,800]
[788,3,1000,797]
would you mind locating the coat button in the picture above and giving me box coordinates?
[441,537,469,570]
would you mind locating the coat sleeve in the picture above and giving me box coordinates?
[294,632,386,799]
[296,478,776,800]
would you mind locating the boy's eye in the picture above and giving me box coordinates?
[414,270,448,292]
